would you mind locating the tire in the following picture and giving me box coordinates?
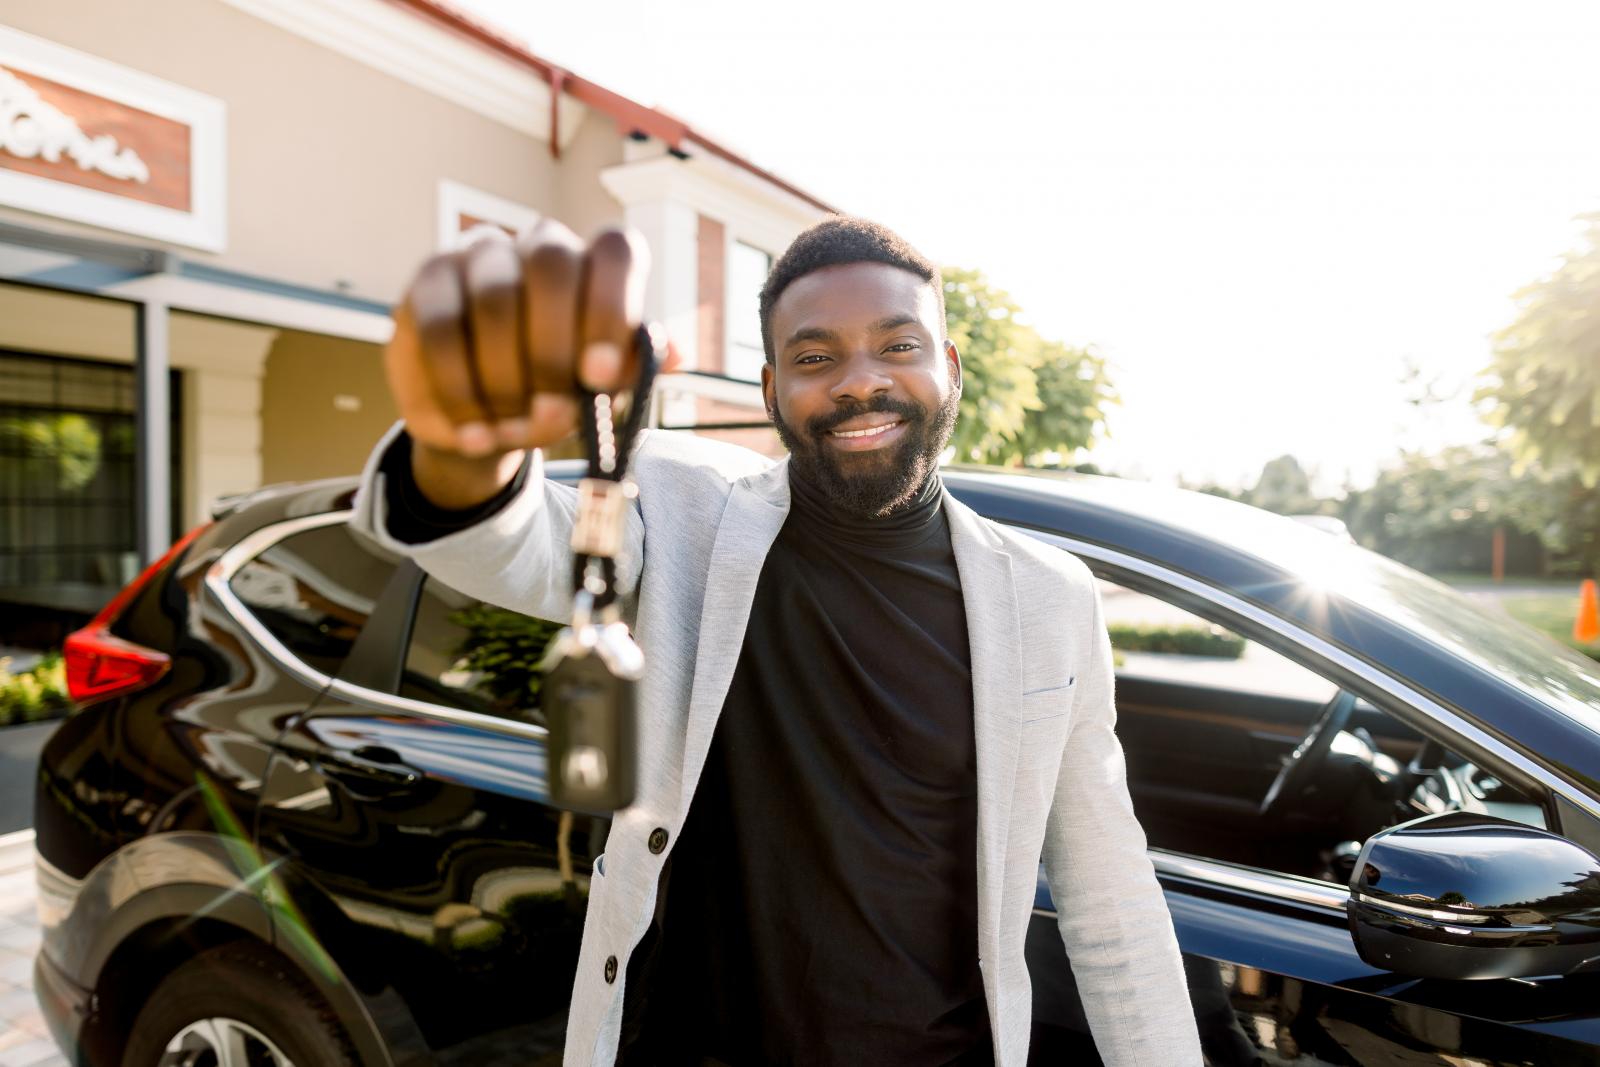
[121,941,359,1067]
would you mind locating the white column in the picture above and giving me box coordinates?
[170,314,277,528]
[621,196,700,370]
[134,301,170,565]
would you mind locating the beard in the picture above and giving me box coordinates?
[770,380,961,519]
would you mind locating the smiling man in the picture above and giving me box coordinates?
[354,215,1201,1065]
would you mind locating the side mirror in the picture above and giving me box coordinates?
[1348,811,1600,980]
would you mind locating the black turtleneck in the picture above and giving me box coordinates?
[620,461,991,1067]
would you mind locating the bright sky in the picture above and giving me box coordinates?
[458,0,1600,493]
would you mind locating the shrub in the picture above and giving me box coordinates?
[447,606,565,719]
[0,652,71,727]
[1107,623,1246,659]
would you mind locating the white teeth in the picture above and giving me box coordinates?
[830,421,900,439]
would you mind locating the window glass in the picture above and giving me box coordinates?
[725,241,772,383]
[0,351,182,615]
[401,576,562,724]
[229,523,393,676]
[1099,577,1546,885]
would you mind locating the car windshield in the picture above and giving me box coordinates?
[971,469,1600,732]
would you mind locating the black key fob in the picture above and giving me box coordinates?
[543,650,637,814]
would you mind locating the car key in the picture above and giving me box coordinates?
[539,324,658,814]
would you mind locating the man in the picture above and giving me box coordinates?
[351,215,1202,1065]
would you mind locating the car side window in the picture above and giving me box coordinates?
[1099,577,1548,885]
[400,576,562,725]
[229,522,395,676]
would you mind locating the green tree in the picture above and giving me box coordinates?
[942,267,1038,463]
[941,267,1113,465]
[1251,455,1319,516]
[1479,212,1600,488]
[1339,445,1598,577]
[1012,338,1116,467]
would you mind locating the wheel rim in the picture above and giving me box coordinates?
[159,1017,297,1067]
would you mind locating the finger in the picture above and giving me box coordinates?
[523,391,580,450]
[577,227,649,392]
[384,301,458,452]
[405,253,494,455]
[518,217,584,399]
[462,231,527,427]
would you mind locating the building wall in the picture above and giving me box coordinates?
[551,107,627,240]
[258,329,393,485]
[0,0,623,302]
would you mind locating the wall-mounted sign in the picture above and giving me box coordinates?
[438,179,540,251]
[0,26,225,251]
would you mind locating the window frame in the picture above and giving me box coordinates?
[1014,525,1580,911]
[724,240,773,383]
[209,511,554,747]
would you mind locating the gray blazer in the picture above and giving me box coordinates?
[351,422,1202,1066]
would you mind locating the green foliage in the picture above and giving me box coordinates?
[1251,455,1320,516]
[0,414,103,492]
[1341,445,1599,578]
[0,652,71,726]
[446,605,564,718]
[1013,338,1116,467]
[942,267,1114,466]
[1107,623,1246,659]
[1479,212,1600,488]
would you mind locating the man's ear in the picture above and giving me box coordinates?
[760,361,776,420]
[945,338,963,395]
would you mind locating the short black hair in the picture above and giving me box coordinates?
[758,215,945,364]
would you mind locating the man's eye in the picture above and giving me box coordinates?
[796,354,828,365]
[886,343,919,353]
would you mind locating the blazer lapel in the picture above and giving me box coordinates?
[945,492,1023,972]
[679,458,792,811]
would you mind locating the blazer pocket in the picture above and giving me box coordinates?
[1020,678,1075,724]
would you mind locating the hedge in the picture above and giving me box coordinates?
[1107,623,1246,659]
[0,651,71,727]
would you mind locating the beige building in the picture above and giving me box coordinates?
[0,0,830,645]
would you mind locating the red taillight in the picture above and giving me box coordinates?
[62,522,213,704]
[63,630,171,702]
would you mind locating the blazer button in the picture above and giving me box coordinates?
[604,956,618,983]
[648,827,669,854]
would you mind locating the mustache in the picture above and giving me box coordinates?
[806,395,925,437]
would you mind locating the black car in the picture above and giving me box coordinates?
[31,457,1600,1066]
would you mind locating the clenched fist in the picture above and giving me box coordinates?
[385,220,668,509]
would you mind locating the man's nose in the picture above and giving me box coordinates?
[829,358,894,404]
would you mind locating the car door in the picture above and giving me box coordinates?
[1015,533,1600,1066]
[253,517,602,1064]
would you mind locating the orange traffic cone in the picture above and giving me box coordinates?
[1576,579,1600,644]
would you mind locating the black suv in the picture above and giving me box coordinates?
[32,460,1600,1066]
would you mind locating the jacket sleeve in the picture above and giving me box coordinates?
[347,420,645,624]
[1039,575,1203,1066]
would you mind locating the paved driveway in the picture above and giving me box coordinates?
[0,722,59,837]
[0,830,66,1067]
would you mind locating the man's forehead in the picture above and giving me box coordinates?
[773,262,940,334]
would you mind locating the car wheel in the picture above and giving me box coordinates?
[121,942,357,1067]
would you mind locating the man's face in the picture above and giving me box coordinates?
[761,261,962,518]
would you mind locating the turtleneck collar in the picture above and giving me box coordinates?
[784,460,946,549]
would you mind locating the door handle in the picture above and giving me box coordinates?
[318,744,422,791]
